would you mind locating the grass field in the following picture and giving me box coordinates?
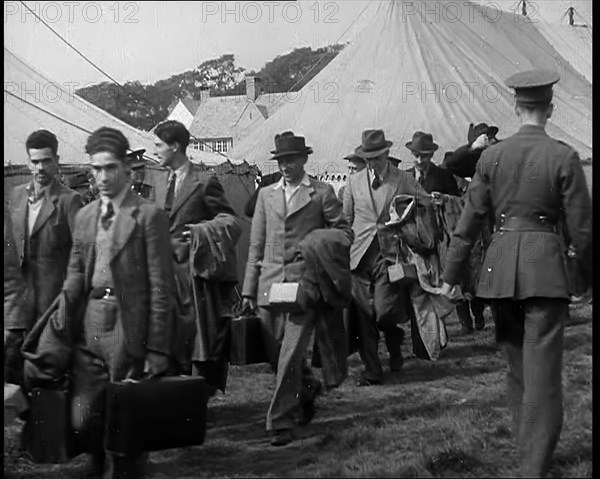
[5,301,592,478]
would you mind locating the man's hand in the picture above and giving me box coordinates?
[471,134,489,150]
[181,224,195,242]
[431,191,444,206]
[145,351,169,377]
[439,282,453,296]
[241,297,257,315]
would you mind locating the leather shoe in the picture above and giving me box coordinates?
[271,429,294,446]
[356,376,382,387]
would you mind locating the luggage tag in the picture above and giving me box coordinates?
[267,282,303,313]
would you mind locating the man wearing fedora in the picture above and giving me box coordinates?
[440,70,592,477]
[405,131,459,197]
[343,129,423,386]
[242,131,352,446]
[443,124,500,333]
[443,123,500,180]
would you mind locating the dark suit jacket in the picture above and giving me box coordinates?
[155,162,237,262]
[442,125,592,300]
[62,190,174,357]
[7,180,82,330]
[406,163,460,196]
[443,144,482,179]
[243,177,353,307]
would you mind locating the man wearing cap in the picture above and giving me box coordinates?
[405,131,460,197]
[128,149,154,200]
[5,130,82,385]
[153,120,240,392]
[343,129,423,386]
[337,152,366,202]
[440,70,592,477]
[63,127,174,477]
[242,131,352,446]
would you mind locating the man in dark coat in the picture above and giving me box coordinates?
[4,130,82,385]
[153,120,240,392]
[440,70,592,478]
[405,131,460,196]
[443,123,500,180]
[64,127,174,477]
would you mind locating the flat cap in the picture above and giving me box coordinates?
[505,69,560,106]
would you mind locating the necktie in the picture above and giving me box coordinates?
[164,172,177,214]
[371,173,381,190]
[101,202,115,230]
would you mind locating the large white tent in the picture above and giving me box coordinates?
[4,47,224,166]
[229,0,592,176]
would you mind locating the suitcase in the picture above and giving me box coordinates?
[229,314,269,366]
[387,262,418,286]
[105,376,209,455]
[28,388,79,463]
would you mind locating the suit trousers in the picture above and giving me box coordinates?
[491,297,567,478]
[71,298,144,464]
[266,309,318,431]
[351,274,405,382]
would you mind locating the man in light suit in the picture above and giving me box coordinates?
[153,120,240,392]
[5,129,82,385]
[242,131,353,446]
[63,127,174,477]
[344,129,423,386]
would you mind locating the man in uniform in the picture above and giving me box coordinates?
[128,149,154,200]
[344,129,424,385]
[5,130,82,385]
[440,70,592,478]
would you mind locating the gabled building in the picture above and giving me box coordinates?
[186,77,287,154]
[163,96,204,129]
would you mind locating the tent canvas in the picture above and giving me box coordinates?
[230,0,592,176]
[4,47,224,166]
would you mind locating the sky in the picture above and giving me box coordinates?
[4,1,592,88]
[4,0,374,87]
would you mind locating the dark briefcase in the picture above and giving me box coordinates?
[105,376,209,455]
[28,388,79,463]
[229,314,269,366]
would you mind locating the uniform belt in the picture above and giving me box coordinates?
[89,286,116,299]
[498,216,557,233]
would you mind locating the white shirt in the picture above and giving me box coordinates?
[27,197,45,237]
[168,160,191,199]
[274,173,311,206]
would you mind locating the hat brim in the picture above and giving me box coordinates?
[405,141,439,153]
[269,147,313,160]
[354,140,393,159]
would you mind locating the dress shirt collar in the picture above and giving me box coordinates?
[274,172,311,190]
[169,159,191,179]
[99,184,129,215]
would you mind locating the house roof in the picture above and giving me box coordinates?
[188,92,288,139]
[181,96,204,115]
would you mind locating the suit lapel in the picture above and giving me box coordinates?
[11,187,28,265]
[286,183,314,219]
[169,167,201,218]
[268,186,286,220]
[84,200,101,286]
[111,191,138,262]
[30,182,60,237]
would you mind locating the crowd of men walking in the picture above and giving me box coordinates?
[4,69,592,478]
